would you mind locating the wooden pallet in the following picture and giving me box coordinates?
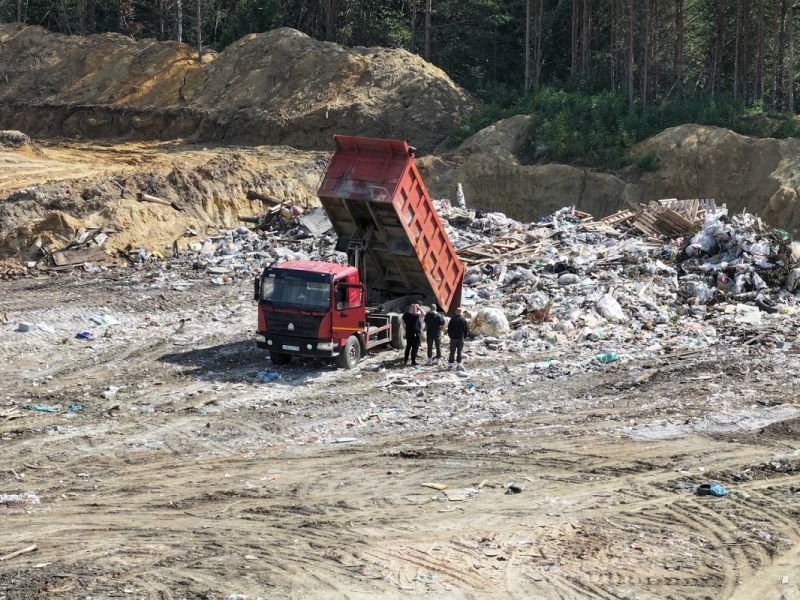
[632,202,696,237]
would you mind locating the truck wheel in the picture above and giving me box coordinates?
[335,336,361,369]
[390,314,405,350]
[270,351,292,366]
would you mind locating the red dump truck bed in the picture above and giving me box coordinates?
[317,135,464,314]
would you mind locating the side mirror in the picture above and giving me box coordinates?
[253,276,261,301]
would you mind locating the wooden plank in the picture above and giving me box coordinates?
[51,247,109,267]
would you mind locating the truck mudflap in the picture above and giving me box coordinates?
[256,334,337,358]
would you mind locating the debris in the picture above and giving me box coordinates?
[256,370,282,383]
[136,191,184,212]
[0,545,38,562]
[594,352,619,364]
[51,247,109,267]
[596,295,625,322]
[696,483,728,497]
[505,483,524,495]
[1,407,24,421]
[0,493,40,505]
[75,331,93,340]
[15,322,33,332]
[470,307,510,336]
[421,483,449,490]
[23,405,59,413]
[101,386,122,399]
[331,437,358,444]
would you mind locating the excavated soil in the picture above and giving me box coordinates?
[2,272,800,599]
[0,24,476,150]
[0,136,326,262]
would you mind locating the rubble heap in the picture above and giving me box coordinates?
[13,195,798,369]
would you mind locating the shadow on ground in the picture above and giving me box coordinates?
[158,339,336,382]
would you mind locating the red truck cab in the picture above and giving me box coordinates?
[256,260,368,367]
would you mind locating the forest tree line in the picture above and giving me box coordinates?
[4,0,800,165]
[3,0,799,112]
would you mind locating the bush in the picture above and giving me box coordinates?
[449,88,800,167]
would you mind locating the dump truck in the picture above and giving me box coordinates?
[253,135,464,369]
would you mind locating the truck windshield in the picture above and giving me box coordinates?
[261,275,331,311]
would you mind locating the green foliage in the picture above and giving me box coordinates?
[450,88,800,168]
[634,153,661,172]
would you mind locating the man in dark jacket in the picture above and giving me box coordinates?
[424,303,445,365]
[447,307,469,371]
[402,304,422,366]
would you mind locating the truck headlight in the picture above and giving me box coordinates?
[317,341,334,351]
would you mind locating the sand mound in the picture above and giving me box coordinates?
[422,120,800,230]
[0,146,326,262]
[0,24,476,149]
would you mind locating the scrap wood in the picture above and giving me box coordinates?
[0,545,37,562]
[1,407,24,421]
[136,192,184,212]
[246,190,283,205]
[50,247,110,267]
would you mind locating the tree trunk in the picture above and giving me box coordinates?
[629,0,635,110]
[712,0,723,96]
[755,0,765,102]
[325,0,335,42]
[175,0,183,42]
[734,0,742,98]
[772,0,783,110]
[410,0,417,52]
[674,0,683,92]
[535,0,544,90]
[571,0,580,77]
[525,0,532,95]
[17,0,22,22]
[789,1,795,113]
[777,0,787,110]
[582,0,591,77]
[424,0,432,62]
[87,0,96,32]
[643,0,651,111]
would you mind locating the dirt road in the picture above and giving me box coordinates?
[2,268,799,600]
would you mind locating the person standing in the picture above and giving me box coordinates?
[402,304,422,366]
[423,303,445,365]
[447,307,468,371]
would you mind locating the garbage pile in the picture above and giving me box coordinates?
[434,199,799,362]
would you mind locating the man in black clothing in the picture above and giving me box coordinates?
[423,303,445,365]
[447,307,469,372]
[402,304,422,366]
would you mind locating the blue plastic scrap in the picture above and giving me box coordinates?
[23,405,59,412]
[256,370,282,383]
[696,483,727,497]
[594,352,618,364]
[67,404,84,412]
[75,331,93,340]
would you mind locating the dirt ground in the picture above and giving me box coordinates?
[2,265,800,600]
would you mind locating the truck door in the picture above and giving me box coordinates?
[332,278,365,345]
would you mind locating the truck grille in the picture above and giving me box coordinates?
[265,313,322,338]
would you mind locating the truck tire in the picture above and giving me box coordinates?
[270,351,292,366]
[390,314,405,350]
[335,336,361,369]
